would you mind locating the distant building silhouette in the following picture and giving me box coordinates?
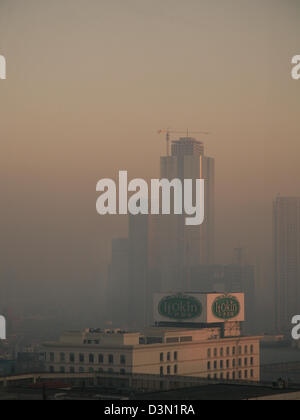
[128,214,149,327]
[107,238,129,326]
[273,197,300,333]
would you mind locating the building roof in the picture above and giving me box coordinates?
[135,383,300,401]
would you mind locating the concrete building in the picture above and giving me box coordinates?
[273,197,300,333]
[43,292,260,382]
[43,326,260,382]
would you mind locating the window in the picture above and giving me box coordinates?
[232,372,236,380]
[89,354,94,364]
[79,367,84,373]
[244,370,248,379]
[250,369,254,378]
[70,353,75,363]
[214,374,217,379]
[79,353,85,363]
[214,361,217,369]
[238,371,242,379]
[98,354,104,364]
[180,336,192,342]
[207,349,211,358]
[167,366,171,375]
[160,353,164,362]
[174,351,178,361]
[49,353,54,362]
[120,368,126,375]
[70,367,75,374]
[89,367,94,373]
[60,353,65,363]
[244,358,248,366]
[232,359,236,368]
[160,366,164,376]
[220,373,224,380]
[226,347,230,356]
[250,357,254,366]
[238,358,242,367]
[226,372,230,380]
[60,366,65,373]
[250,345,254,354]
[226,360,230,369]
[220,348,224,357]
[214,348,217,357]
[174,365,178,374]
[207,361,211,370]
[108,354,114,364]
[207,374,211,380]
[238,346,242,355]
[147,337,163,344]
[220,360,224,369]
[244,345,248,354]
[120,355,126,365]
[167,352,171,362]
[232,347,236,356]
[49,366,54,373]
[166,337,179,343]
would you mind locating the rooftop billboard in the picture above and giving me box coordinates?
[154,292,244,324]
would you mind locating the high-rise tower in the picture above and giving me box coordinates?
[150,137,215,291]
[273,197,300,333]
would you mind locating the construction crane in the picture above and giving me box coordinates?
[158,128,210,156]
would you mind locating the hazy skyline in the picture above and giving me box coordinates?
[0,0,300,326]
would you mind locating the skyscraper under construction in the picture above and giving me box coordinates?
[149,137,215,292]
[108,136,215,327]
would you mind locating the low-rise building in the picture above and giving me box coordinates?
[43,292,261,382]
[43,326,260,382]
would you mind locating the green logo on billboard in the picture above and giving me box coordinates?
[212,294,240,320]
[158,294,202,320]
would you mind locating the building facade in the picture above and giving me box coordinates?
[43,326,260,382]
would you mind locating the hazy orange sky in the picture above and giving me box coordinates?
[0,0,299,318]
